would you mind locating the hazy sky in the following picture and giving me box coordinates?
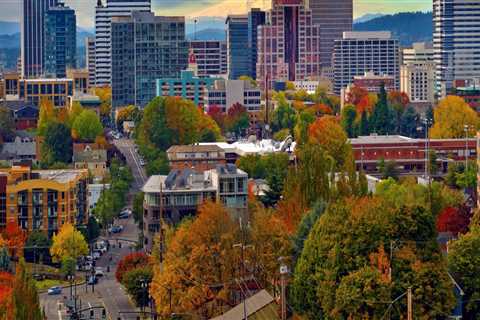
[0,0,431,29]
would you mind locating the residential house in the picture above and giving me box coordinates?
[73,147,108,179]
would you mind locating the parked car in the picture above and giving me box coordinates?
[95,267,105,277]
[92,251,101,260]
[119,210,131,219]
[109,225,123,233]
[87,276,98,285]
[139,159,145,166]
[47,286,62,295]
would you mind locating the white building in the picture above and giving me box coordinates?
[205,79,262,113]
[88,183,110,213]
[94,0,151,87]
[333,31,400,94]
[293,80,320,94]
[433,0,480,97]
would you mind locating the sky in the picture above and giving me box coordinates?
[0,0,431,29]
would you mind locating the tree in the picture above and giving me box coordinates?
[236,154,266,179]
[145,152,170,176]
[370,85,395,135]
[448,226,480,318]
[50,223,88,262]
[2,221,26,258]
[60,256,76,277]
[400,106,419,137]
[436,206,470,236]
[308,116,351,169]
[0,106,15,142]
[206,105,226,132]
[381,160,398,180]
[225,103,249,136]
[37,98,56,136]
[116,105,141,129]
[239,75,257,87]
[271,93,296,133]
[150,202,239,318]
[67,102,84,128]
[85,216,100,244]
[430,96,479,139]
[292,200,326,261]
[116,252,152,284]
[42,122,73,165]
[132,193,144,229]
[24,231,51,264]
[341,104,357,138]
[291,197,455,319]
[346,86,369,106]
[357,110,370,136]
[11,258,43,320]
[72,109,104,142]
[123,267,154,307]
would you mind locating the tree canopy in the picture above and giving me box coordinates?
[430,96,479,139]
[72,109,104,142]
[50,223,88,262]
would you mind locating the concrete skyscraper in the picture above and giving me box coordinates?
[307,0,352,68]
[95,0,151,87]
[433,0,480,97]
[111,11,188,108]
[21,0,59,78]
[257,0,321,90]
[44,3,76,78]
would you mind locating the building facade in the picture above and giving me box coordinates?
[85,37,96,89]
[166,145,227,171]
[21,0,59,78]
[353,72,396,93]
[401,42,436,104]
[18,78,74,107]
[111,12,188,108]
[248,8,266,79]
[333,31,400,94]
[156,70,219,107]
[142,164,248,250]
[189,40,227,77]
[205,79,262,113]
[433,0,480,97]
[67,69,89,95]
[94,0,151,87]
[226,15,249,80]
[44,4,76,78]
[0,166,88,237]
[307,0,353,68]
[257,0,322,90]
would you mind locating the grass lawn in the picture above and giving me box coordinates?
[34,279,70,291]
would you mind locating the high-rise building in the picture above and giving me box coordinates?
[226,15,249,80]
[257,0,321,90]
[333,31,400,94]
[433,0,480,97]
[248,8,266,79]
[44,3,76,78]
[401,43,435,104]
[307,0,353,68]
[21,0,59,78]
[85,37,96,88]
[94,0,151,87]
[189,40,227,77]
[111,11,188,108]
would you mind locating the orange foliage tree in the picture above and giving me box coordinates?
[2,221,26,258]
[346,86,369,106]
[116,252,153,284]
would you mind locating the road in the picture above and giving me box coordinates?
[40,138,149,320]
[114,138,147,191]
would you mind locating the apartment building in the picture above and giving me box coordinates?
[189,40,227,77]
[205,79,262,113]
[0,166,89,237]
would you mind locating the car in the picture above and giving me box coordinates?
[139,158,145,166]
[95,267,104,277]
[110,225,123,233]
[47,286,62,295]
[87,276,98,285]
[92,251,101,260]
[119,211,131,219]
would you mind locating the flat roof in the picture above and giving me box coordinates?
[33,169,86,183]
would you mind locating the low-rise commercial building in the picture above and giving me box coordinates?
[353,72,396,93]
[142,164,248,250]
[205,79,262,113]
[0,166,89,236]
[167,145,226,171]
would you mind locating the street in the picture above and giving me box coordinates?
[40,138,148,320]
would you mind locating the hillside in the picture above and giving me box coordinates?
[353,11,432,46]
[187,28,225,41]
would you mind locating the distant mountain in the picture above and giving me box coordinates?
[186,17,225,35]
[0,21,20,36]
[187,28,225,41]
[0,29,93,50]
[353,11,432,46]
[354,13,384,24]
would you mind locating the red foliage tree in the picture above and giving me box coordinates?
[2,221,26,258]
[436,206,471,236]
[207,105,225,130]
[388,91,410,109]
[115,252,152,283]
[0,271,14,313]
[346,86,369,106]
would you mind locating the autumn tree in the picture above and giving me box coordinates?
[11,258,43,320]
[436,206,471,236]
[346,86,369,106]
[50,223,88,262]
[37,98,56,136]
[2,221,26,258]
[72,109,104,142]
[291,197,455,319]
[0,106,15,142]
[271,92,296,134]
[206,105,226,132]
[150,202,239,318]
[308,116,351,169]
[116,252,153,283]
[116,105,141,129]
[225,103,249,136]
[92,86,112,120]
[430,96,479,139]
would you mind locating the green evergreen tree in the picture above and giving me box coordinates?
[370,84,395,135]
[400,106,419,137]
[341,105,357,138]
[357,110,370,136]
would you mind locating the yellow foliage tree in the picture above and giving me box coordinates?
[430,96,479,139]
[37,98,56,136]
[92,87,112,116]
[50,223,88,262]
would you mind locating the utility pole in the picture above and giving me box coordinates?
[264,73,270,140]
[159,182,165,272]
[407,287,413,320]
[279,257,289,320]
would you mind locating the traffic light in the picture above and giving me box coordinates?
[90,309,94,318]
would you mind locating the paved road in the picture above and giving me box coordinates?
[113,138,147,191]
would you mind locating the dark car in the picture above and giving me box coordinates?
[87,276,98,285]
[47,286,62,295]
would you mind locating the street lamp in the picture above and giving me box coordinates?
[421,117,432,181]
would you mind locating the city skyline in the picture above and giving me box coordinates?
[1,0,431,29]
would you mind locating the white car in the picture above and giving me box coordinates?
[95,267,104,277]
[92,251,101,260]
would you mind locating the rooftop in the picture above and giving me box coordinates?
[342,31,392,40]
[211,290,279,320]
[167,144,225,154]
[73,149,107,163]
[33,169,87,184]
[349,135,415,144]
